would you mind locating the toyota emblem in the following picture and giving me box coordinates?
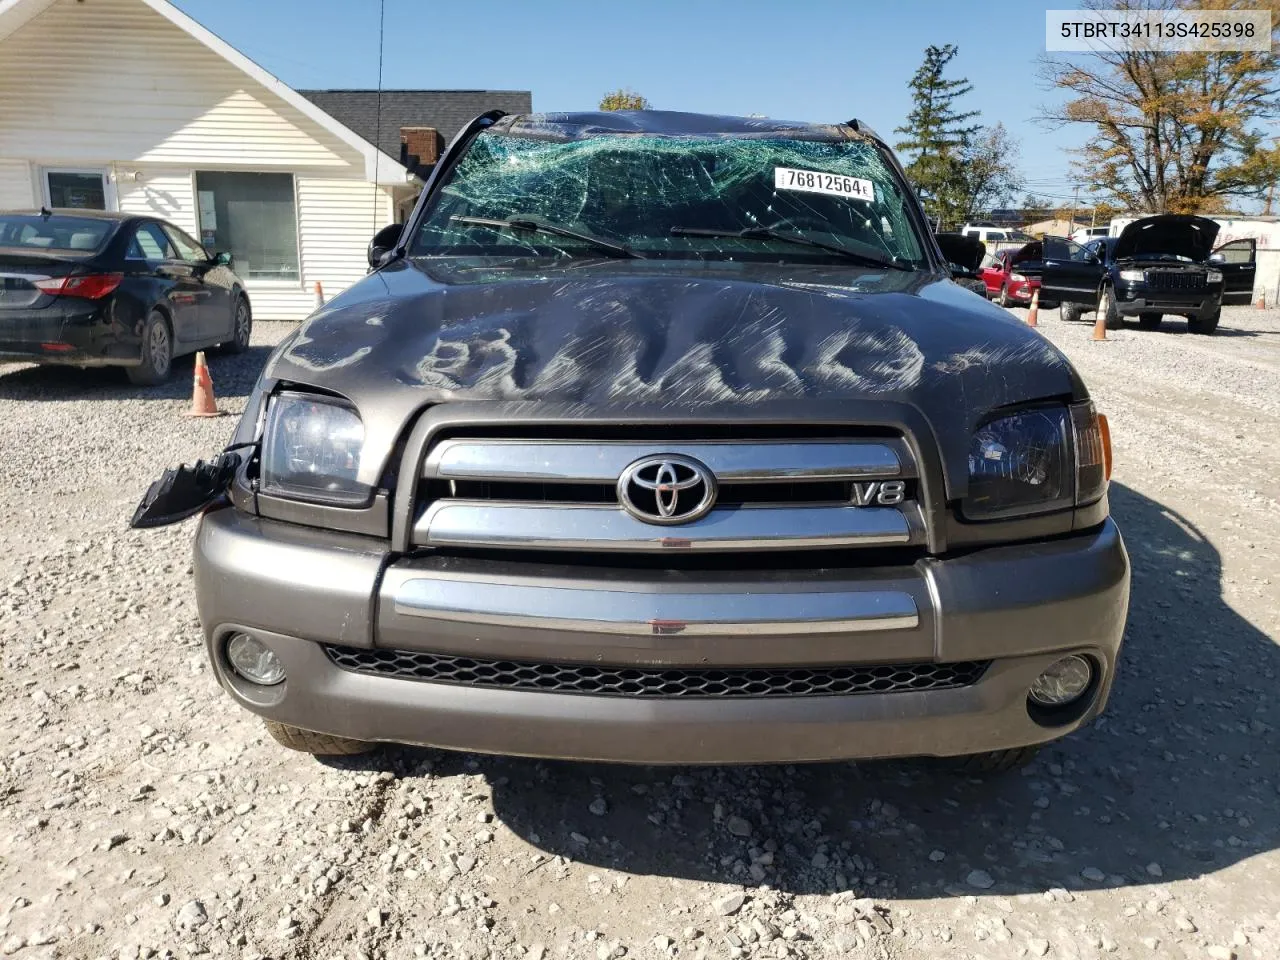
[617,455,718,525]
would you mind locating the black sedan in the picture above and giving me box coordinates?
[0,209,251,383]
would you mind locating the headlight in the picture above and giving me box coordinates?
[259,391,371,506]
[1206,269,1223,284]
[1009,272,1026,282]
[965,408,1072,520]
[1118,269,1144,282]
[964,401,1111,521]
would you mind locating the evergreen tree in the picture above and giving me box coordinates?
[893,44,981,228]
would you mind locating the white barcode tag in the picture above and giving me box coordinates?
[774,167,875,201]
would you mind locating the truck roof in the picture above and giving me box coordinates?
[489,110,876,143]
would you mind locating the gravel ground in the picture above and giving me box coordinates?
[1,305,1279,960]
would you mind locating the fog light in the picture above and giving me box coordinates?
[225,633,285,686]
[1029,655,1093,706]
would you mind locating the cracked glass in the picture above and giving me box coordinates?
[411,131,926,266]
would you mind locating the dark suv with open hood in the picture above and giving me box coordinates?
[150,110,1129,771]
[1036,215,1256,335]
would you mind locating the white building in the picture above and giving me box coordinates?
[0,0,418,320]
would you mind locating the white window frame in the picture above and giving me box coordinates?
[40,166,118,211]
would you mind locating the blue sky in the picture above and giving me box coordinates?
[174,0,1085,207]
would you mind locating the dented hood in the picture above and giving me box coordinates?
[264,257,1085,489]
[1112,214,1219,262]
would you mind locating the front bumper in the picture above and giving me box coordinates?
[193,508,1131,764]
[1115,286,1221,318]
[1007,279,1038,300]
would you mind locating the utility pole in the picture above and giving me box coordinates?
[1266,137,1279,217]
[1068,185,1080,231]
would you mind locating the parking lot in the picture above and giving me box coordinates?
[1,303,1279,960]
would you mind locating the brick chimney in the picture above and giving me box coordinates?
[400,127,441,172]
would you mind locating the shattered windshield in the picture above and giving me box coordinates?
[411,131,927,267]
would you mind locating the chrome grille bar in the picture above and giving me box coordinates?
[392,577,920,635]
[413,501,914,552]
[424,439,904,483]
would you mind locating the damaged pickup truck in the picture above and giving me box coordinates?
[136,110,1130,771]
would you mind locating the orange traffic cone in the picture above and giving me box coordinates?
[1090,309,1109,341]
[1026,287,1040,328]
[1257,294,1267,310]
[183,351,224,418]
[315,280,325,309]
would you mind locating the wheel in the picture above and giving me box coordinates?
[126,310,173,385]
[1187,309,1220,335]
[952,745,1040,775]
[263,720,376,756]
[1098,286,1122,329]
[997,284,1010,307]
[1060,302,1082,323]
[1138,313,1163,330]
[220,294,252,354]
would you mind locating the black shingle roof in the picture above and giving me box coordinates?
[298,89,533,160]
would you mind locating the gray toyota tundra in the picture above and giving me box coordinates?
[142,110,1130,771]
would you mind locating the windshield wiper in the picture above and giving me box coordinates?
[669,225,913,271]
[450,215,642,259]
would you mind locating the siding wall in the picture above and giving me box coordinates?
[244,284,324,324]
[0,0,407,321]
[298,178,394,294]
[0,159,34,208]
[0,0,360,172]
[115,169,197,234]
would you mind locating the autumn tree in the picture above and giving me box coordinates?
[954,124,1024,223]
[599,89,651,111]
[894,44,982,227]
[1077,199,1123,225]
[1039,0,1280,213]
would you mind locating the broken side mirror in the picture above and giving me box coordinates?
[368,223,404,269]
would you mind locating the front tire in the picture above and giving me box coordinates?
[997,284,1011,307]
[1138,313,1163,330]
[263,720,376,756]
[1060,302,1083,323]
[126,310,173,385]
[953,745,1040,775]
[1187,309,1221,335]
[221,294,252,354]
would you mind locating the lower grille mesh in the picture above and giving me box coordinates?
[324,646,989,699]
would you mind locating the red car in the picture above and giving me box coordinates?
[980,248,1040,306]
